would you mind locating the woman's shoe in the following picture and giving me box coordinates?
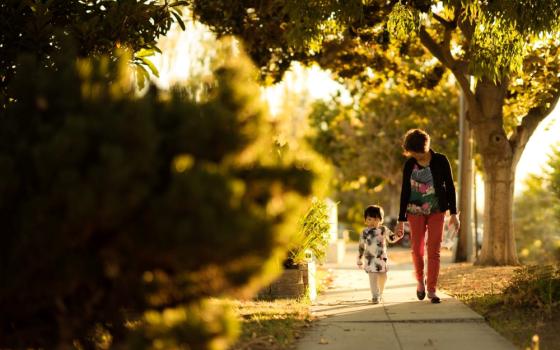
[416,278,426,300]
[428,294,441,304]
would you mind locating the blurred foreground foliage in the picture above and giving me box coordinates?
[0,46,316,348]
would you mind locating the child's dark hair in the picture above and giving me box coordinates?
[364,205,384,220]
[402,129,430,153]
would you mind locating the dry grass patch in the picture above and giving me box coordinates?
[229,299,312,350]
[439,263,560,350]
[229,266,333,350]
[439,262,517,297]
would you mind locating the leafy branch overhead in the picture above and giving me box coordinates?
[0,0,189,101]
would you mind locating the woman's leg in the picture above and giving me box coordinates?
[408,214,427,288]
[426,212,445,294]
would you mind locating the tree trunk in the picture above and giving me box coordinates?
[386,183,400,219]
[455,92,474,262]
[477,160,519,265]
[469,80,520,265]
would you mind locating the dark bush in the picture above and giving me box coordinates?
[0,49,313,349]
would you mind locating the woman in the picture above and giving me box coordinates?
[396,129,460,304]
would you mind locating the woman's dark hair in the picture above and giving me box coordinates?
[402,129,430,153]
[364,205,384,220]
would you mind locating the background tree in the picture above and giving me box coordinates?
[0,46,315,348]
[514,144,560,264]
[308,76,458,226]
[188,0,560,265]
[550,144,560,221]
[513,174,560,264]
[0,0,187,104]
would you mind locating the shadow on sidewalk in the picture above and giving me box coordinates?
[298,299,515,350]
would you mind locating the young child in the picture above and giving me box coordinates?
[357,205,402,304]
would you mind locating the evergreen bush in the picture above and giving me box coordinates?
[0,49,313,349]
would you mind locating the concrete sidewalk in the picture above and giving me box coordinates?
[296,245,516,350]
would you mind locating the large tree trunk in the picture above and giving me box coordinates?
[477,159,518,265]
[469,80,520,265]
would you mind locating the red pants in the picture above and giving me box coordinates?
[408,212,445,293]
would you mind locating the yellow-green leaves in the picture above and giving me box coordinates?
[134,48,160,89]
[283,0,361,55]
[470,18,524,82]
[485,0,560,36]
[388,3,420,42]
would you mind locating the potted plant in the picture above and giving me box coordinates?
[263,199,330,299]
[285,198,330,267]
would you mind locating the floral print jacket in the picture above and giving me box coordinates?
[357,225,401,273]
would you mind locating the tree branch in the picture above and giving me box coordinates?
[432,13,455,29]
[511,89,560,167]
[419,27,477,116]
[457,10,474,43]
[418,27,447,63]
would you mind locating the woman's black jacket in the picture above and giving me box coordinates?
[398,149,457,222]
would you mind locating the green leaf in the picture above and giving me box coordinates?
[135,65,149,89]
[135,48,155,58]
[170,1,189,7]
[171,11,186,31]
[139,57,159,78]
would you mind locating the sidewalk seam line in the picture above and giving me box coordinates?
[383,302,404,350]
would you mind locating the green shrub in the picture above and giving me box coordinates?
[0,49,314,349]
[503,265,560,313]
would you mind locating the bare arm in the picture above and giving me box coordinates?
[384,226,402,244]
[357,231,365,267]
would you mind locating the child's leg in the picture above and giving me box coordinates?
[408,214,427,289]
[426,212,445,294]
[376,272,388,297]
[368,272,381,299]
